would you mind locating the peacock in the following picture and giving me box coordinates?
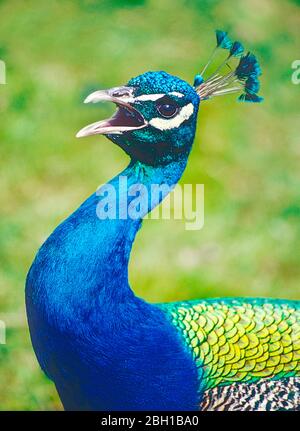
[25,31,300,411]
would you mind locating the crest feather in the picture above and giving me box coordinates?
[194,31,263,103]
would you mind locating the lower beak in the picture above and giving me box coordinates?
[76,87,147,138]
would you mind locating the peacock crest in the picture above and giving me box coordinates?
[194,30,263,103]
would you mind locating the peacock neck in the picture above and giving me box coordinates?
[28,157,189,320]
[79,157,188,299]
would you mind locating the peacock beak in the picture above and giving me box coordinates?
[76,87,147,138]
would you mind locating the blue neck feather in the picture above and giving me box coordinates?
[26,151,200,410]
[29,158,187,311]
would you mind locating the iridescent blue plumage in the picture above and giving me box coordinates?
[215,30,233,49]
[238,92,264,103]
[26,72,201,410]
[235,53,263,102]
[235,52,262,80]
[195,31,263,103]
[230,40,244,57]
[25,31,298,412]
[193,74,204,87]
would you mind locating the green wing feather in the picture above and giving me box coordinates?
[160,298,300,392]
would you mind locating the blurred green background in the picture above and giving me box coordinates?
[0,0,299,410]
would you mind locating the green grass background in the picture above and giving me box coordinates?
[0,0,299,410]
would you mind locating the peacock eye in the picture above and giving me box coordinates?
[156,101,179,118]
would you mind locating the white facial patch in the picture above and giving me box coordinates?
[149,103,194,131]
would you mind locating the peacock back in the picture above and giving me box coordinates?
[160,298,300,410]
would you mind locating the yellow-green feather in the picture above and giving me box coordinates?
[161,299,300,391]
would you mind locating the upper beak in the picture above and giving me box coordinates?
[76,87,147,138]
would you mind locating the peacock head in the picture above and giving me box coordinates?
[76,71,200,165]
[76,30,263,166]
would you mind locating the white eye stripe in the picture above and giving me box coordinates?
[135,92,185,101]
[149,103,194,130]
[134,94,165,102]
[118,94,162,103]
[169,91,184,98]
[121,92,185,103]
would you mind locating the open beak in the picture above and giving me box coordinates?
[76,87,147,138]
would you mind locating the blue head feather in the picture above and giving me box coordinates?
[215,30,233,49]
[238,92,264,103]
[234,53,263,103]
[235,52,262,80]
[230,41,244,57]
[245,76,260,94]
[193,74,204,87]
